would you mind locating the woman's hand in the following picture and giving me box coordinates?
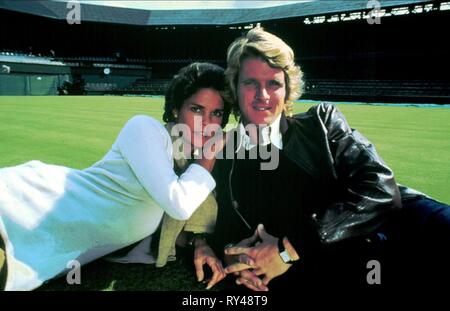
[193,238,226,289]
[195,131,229,172]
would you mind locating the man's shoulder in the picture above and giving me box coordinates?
[291,102,337,121]
[289,103,348,135]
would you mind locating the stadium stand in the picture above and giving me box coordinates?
[0,51,65,66]
[304,79,450,102]
[0,0,436,25]
[0,0,449,102]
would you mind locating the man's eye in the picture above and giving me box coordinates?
[242,80,257,86]
[268,80,283,88]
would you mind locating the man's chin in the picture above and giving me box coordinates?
[253,117,273,126]
[248,112,275,125]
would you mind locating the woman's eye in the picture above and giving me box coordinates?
[190,106,202,113]
[212,111,223,118]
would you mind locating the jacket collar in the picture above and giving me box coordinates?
[280,112,289,136]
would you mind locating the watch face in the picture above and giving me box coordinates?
[280,250,293,263]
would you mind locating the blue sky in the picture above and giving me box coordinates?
[55,1,309,10]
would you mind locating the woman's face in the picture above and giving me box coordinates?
[175,88,225,148]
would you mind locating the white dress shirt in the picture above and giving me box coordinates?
[236,113,283,152]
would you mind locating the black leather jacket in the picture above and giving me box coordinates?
[282,103,406,244]
[217,103,422,247]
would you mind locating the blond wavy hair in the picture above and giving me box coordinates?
[225,27,304,117]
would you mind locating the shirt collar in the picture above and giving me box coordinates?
[236,113,283,152]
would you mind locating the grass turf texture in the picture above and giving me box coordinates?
[0,96,449,290]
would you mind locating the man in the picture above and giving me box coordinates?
[192,27,450,291]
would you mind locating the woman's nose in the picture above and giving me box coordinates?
[202,113,213,126]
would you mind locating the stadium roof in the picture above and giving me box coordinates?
[0,0,435,25]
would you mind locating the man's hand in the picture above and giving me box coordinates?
[193,238,226,289]
[223,229,258,270]
[224,224,295,286]
[223,228,268,291]
[235,269,269,291]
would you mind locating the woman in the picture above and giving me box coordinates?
[0,62,231,291]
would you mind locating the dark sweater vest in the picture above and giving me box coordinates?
[212,145,324,259]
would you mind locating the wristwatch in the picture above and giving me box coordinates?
[186,232,208,247]
[278,238,296,264]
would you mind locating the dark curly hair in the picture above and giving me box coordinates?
[163,62,232,128]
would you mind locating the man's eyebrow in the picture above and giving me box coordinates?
[270,79,283,84]
[241,78,258,83]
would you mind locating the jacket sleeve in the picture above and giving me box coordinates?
[312,103,401,244]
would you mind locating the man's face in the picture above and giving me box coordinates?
[237,57,287,126]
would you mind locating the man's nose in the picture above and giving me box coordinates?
[256,86,270,101]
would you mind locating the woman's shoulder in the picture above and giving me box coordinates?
[117,115,170,148]
[122,115,167,134]
[125,115,163,128]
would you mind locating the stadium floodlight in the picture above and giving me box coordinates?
[441,2,450,11]
[349,12,362,20]
[391,7,410,16]
[327,15,339,23]
[312,16,325,24]
[412,5,424,14]
[104,68,111,75]
[424,4,435,12]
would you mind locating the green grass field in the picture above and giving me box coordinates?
[1,96,449,290]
